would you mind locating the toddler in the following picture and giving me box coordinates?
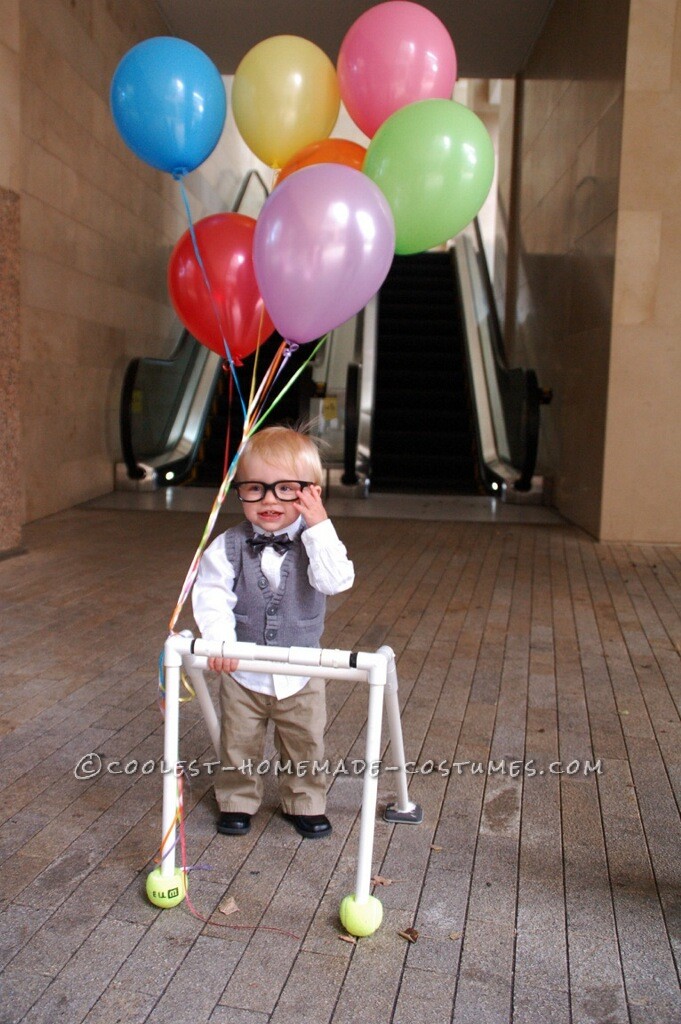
[192,425,354,838]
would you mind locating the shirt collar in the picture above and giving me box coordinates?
[252,516,303,540]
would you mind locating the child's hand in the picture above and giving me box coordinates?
[208,656,239,674]
[294,484,328,527]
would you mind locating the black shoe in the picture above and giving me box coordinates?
[217,811,251,835]
[283,813,332,839]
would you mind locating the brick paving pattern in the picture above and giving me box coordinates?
[0,506,679,1023]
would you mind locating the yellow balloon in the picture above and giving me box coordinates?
[232,35,340,169]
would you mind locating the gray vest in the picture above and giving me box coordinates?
[225,521,326,648]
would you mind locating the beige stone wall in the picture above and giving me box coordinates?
[602,0,681,542]
[493,78,516,340]
[499,0,630,538]
[17,0,241,523]
[0,0,22,554]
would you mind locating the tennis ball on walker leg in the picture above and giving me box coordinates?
[339,893,383,936]
[146,867,186,908]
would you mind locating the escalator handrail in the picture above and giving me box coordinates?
[455,222,549,492]
[342,363,361,485]
[118,329,211,480]
[471,216,550,487]
[231,169,270,213]
[119,357,146,479]
[472,217,515,377]
[455,233,520,490]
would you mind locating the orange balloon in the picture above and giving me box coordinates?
[275,138,367,186]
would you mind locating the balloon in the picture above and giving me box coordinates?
[275,138,367,186]
[232,35,340,168]
[110,37,226,176]
[363,99,495,255]
[253,164,395,344]
[337,1,457,138]
[168,213,275,362]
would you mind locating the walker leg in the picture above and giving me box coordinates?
[182,654,220,758]
[146,650,186,908]
[354,676,386,903]
[381,648,423,824]
[339,667,386,937]
[160,659,180,878]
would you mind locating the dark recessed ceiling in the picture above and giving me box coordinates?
[152,0,556,79]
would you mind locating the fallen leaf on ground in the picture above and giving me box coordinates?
[218,895,239,917]
[398,927,419,943]
[339,934,357,945]
[449,931,462,941]
[430,844,443,851]
[371,875,397,886]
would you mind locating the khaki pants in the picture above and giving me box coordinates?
[215,674,328,815]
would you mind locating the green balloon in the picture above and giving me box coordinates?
[363,99,495,255]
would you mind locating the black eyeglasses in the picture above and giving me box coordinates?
[234,480,312,502]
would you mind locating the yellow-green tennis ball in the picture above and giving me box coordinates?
[339,893,383,936]
[146,867,186,909]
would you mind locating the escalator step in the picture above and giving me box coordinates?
[375,408,470,432]
[371,249,478,495]
[376,373,465,392]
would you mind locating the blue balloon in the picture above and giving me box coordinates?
[110,37,227,176]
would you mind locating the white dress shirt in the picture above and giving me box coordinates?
[191,516,354,698]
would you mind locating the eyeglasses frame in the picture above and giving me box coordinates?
[234,479,313,503]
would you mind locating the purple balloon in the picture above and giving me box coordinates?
[253,164,396,344]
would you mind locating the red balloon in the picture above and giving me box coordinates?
[168,213,274,362]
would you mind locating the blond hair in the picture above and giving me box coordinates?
[238,425,325,486]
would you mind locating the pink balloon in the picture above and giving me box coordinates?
[338,1,457,138]
[253,164,395,345]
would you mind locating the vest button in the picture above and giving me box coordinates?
[258,577,267,589]
[266,606,276,616]
[265,629,277,641]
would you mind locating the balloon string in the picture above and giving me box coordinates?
[267,341,298,393]
[251,335,329,434]
[167,349,283,632]
[177,179,247,419]
[220,306,268,487]
[222,372,234,481]
[166,337,324,633]
[168,774,299,938]
[248,305,267,409]
[167,438,247,633]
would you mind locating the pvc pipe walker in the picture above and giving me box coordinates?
[150,634,423,932]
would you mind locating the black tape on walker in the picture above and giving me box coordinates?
[349,652,358,668]
[190,639,197,654]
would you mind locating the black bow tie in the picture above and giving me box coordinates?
[247,533,294,556]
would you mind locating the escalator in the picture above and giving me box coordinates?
[345,222,551,497]
[118,328,222,487]
[119,330,315,489]
[370,252,478,493]
[119,206,550,497]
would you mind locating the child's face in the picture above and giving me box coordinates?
[236,452,310,534]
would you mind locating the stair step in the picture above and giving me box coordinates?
[375,408,470,432]
[370,478,479,495]
[370,460,477,478]
[376,335,464,353]
[372,248,477,494]
[377,319,462,335]
[373,428,472,450]
[376,371,467,392]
